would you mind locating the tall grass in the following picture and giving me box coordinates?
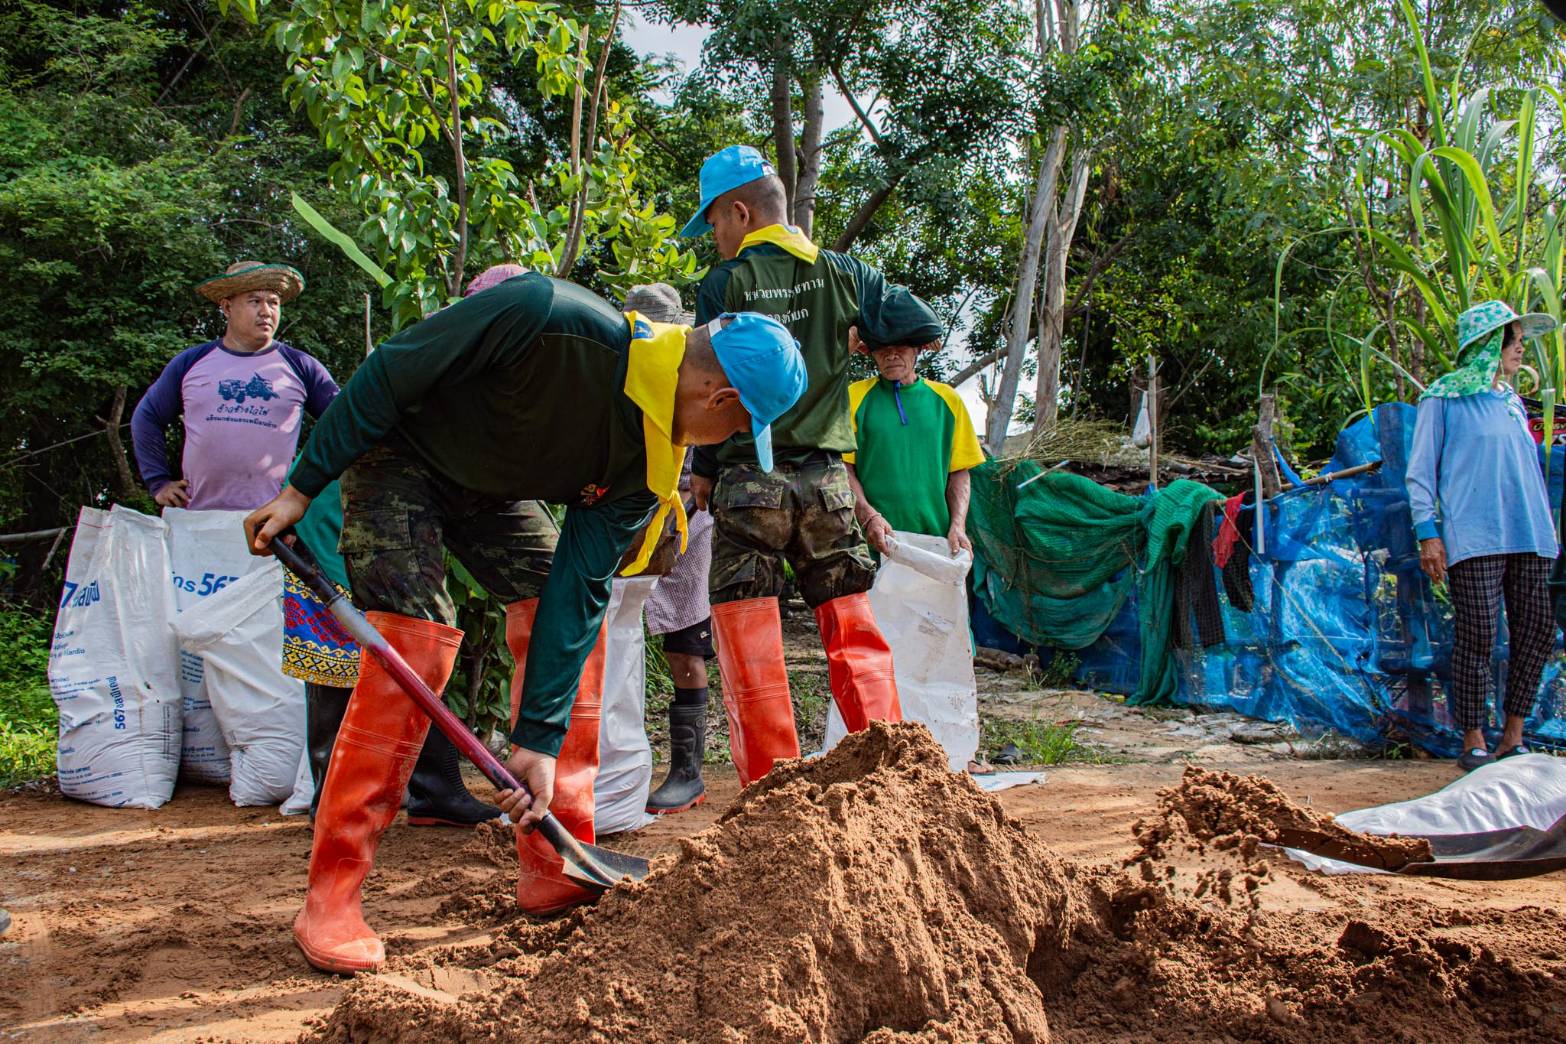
[0,604,56,787]
[1310,1,1565,433]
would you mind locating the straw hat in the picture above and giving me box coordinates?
[195,261,305,304]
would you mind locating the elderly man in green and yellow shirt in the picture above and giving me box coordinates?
[842,334,986,557]
[244,272,804,974]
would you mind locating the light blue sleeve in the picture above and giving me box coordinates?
[1406,397,1444,542]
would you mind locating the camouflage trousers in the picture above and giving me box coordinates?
[339,441,558,626]
[709,453,876,608]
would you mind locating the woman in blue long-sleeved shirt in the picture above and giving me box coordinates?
[1406,300,1560,770]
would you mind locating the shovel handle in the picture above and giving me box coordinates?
[270,534,587,864]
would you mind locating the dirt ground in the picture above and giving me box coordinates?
[4,631,1563,1041]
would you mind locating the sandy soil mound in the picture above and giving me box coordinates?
[319,723,1075,1042]
[310,728,1565,1043]
[1133,765,1433,871]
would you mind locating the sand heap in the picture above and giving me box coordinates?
[314,730,1566,1043]
[321,722,1076,1042]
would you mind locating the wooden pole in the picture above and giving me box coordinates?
[1251,393,1283,499]
[364,294,373,357]
[1148,356,1159,489]
[0,527,68,547]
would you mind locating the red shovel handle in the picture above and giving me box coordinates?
[270,535,596,873]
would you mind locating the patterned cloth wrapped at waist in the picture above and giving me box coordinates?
[282,569,361,687]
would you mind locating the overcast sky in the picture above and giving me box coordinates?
[620,9,865,134]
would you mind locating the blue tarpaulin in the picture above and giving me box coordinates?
[986,404,1566,755]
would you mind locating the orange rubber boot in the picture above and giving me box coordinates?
[505,598,540,720]
[712,597,799,786]
[814,592,901,732]
[508,606,607,916]
[293,613,462,974]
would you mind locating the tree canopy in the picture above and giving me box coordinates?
[4,0,1565,594]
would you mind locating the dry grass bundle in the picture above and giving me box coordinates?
[995,417,1130,476]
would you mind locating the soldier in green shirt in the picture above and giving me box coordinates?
[681,145,944,786]
[243,273,804,973]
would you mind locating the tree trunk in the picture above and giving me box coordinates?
[1251,393,1283,499]
[792,71,825,237]
[104,386,136,499]
[440,2,468,298]
[770,48,796,212]
[986,125,1066,449]
[832,174,902,252]
[1032,148,1091,433]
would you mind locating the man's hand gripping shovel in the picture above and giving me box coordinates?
[269,534,650,894]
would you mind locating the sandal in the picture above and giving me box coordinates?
[1457,747,1494,772]
[992,743,1024,766]
[1495,744,1531,760]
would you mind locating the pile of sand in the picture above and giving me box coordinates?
[320,723,1074,1041]
[312,725,1566,1043]
[1133,765,1434,871]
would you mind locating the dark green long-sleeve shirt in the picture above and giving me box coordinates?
[291,273,657,756]
[692,230,941,477]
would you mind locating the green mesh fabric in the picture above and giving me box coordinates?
[968,460,1223,705]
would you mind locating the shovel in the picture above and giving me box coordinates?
[1283,813,1566,880]
[270,534,650,894]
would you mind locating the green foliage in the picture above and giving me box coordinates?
[442,555,515,743]
[0,603,57,786]
[0,1,380,585]
[1032,649,1082,690]
[1341,1,1566,438]
[979,716,1108,766]
[239,0,698,325]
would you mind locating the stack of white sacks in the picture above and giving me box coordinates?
[47,504,669,819]
[49,504,305,810]
[48,506,974,817]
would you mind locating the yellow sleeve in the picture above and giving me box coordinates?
[843,378,875,466]
[931,382,985,472]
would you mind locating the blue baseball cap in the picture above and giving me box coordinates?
[706,313,805,472]
[680,145,776,238]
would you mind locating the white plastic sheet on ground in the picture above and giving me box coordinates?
[823,531,979,773]
[595,576,660,835]
[164,509,272,784]
[1286,754,1566,874]
[172,562,305,807]
[48,506,182,809]
[973,771,1045,793]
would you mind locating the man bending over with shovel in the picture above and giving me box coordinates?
[244,272,804,973]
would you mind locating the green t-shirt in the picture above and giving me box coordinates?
[845,377,985,537]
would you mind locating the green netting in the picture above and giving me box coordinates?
[968,459,1223,705]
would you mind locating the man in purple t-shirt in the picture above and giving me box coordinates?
[132,261,338,511]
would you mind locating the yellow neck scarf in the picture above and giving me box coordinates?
[619,313,690,576]
[739,224,820,264]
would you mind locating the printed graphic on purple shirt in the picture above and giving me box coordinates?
[131,340,338,511]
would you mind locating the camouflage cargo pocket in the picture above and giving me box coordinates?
[816,467,856,515]
[338,508,416,557]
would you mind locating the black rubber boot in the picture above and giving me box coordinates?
[406,726,502,827]
[306,683,353,822]
[646,702,707,815]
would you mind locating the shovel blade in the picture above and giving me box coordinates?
[561,841,651,891]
